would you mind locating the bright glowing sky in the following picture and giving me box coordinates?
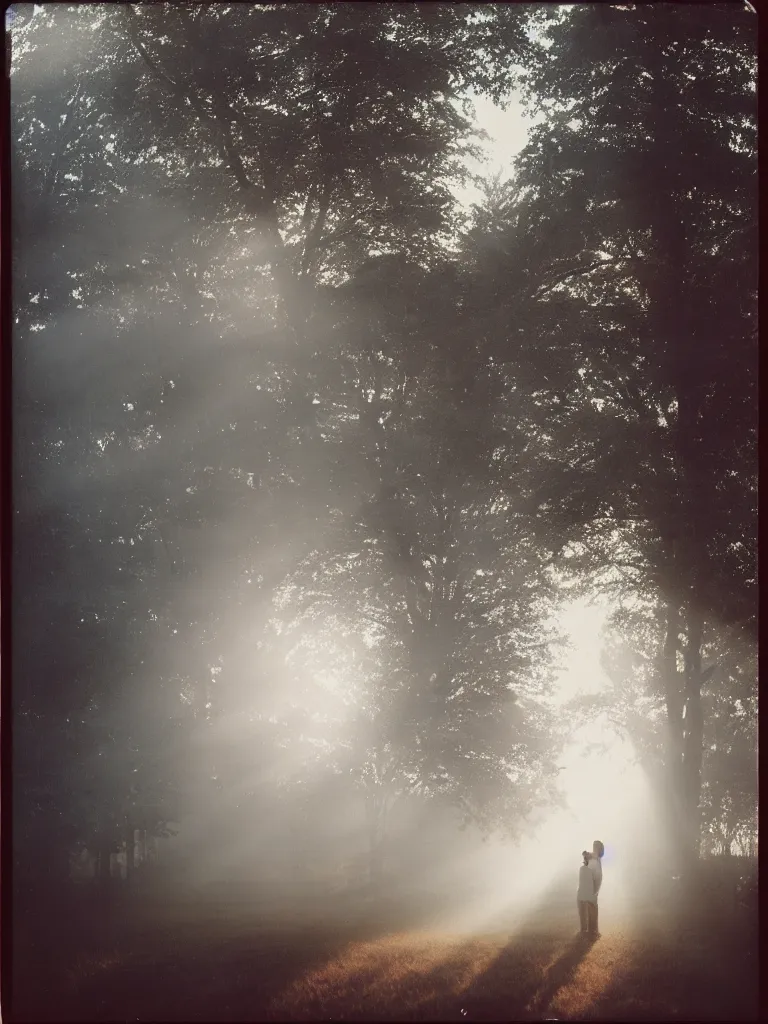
[471,92,534,168]
[553,598,611,706]
[453,91,542,209]
[454,95,634,831]
[549,599,652,907]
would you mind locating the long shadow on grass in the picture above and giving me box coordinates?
[577,914,759,1022]
[523,934,596,1019]
[443,873,595,1022]
[21,885,493,1023]
[11,887,405,1023]
[45,874,599,1023]
[72,927,365,1023]
[262,872,593,1022]
[434,937,593,1022]
[33,927,374,1023]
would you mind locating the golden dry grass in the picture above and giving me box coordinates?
[12,886,758,1022]
[269,932,502,1019]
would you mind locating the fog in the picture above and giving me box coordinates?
[12,5,756,1022]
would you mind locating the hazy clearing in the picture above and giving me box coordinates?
[13,867,757,1023]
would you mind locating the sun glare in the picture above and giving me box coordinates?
[553,597,611,706]
[452,91,537,209]
[439,597,667,937]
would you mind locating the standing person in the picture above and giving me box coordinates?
[577,850,596,935]
[588,840,605,937]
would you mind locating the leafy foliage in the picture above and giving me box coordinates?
[10,3,755,894]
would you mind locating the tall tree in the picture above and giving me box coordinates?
[11,2,548,895]
[504,2,757,870]
[566,590,757,866]
[271,254,567,881]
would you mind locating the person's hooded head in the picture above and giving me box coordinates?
[593,840,605,859]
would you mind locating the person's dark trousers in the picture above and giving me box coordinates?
[578,900,590,932]
[587,902,599,936]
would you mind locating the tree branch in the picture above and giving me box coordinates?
[122,7,274,222]
[532,258,618,301]
[298,184,317,240]
[300,177,334,278]
[42,81,83,199]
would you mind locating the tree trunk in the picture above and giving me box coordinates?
[97,835,112,892]
[659,596,687,868]
[648,61,713,880]
[680,602,705,868]
[365,789,387,893]
[47,828,72,888]
[368,834,381,891]
[125,822,136,883]
[657,594,707,877]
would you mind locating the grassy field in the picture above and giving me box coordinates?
[11,877,758,1022]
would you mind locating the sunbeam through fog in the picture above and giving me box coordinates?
[11,3,757,1022]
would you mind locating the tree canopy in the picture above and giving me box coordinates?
[11,2,756,891]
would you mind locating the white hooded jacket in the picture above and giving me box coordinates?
[577,863,596,903]
[589,855,603,900]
